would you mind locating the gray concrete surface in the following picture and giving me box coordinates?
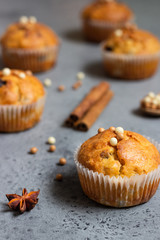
[0,0,160,239]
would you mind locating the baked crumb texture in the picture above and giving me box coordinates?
[104,27,160,55]
[1,22,59,49]
[0,69,45,105]
[82,1,133,23]
[78,129,160,178]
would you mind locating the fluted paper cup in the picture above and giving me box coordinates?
[1,45,59,73]
[82,18,134,42]
[101,46,160,80]
[0,96,45,132]
[74,137,160,207]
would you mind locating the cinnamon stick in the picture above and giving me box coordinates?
[70,81,110,122]
[74,90,114,131]
[65,118,74,128]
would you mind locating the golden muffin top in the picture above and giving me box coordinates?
[0,68,45,105]
[82,0,133,23]
[78,127,160,178]
[103,25,160,55]
[1,16,59,49]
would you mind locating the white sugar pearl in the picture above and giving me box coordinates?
[148,92,155,98]
[156,95,160,101]
[153,99,158,105]
[2,68,11,76]
[48,137,56,145]
[110,138,118,147]
[77,72,85,80]
[29,16,37,23]
[19,72,26,79]
[115,127,124,134]
[19,16,28,24]
[114,29,123,37]
[144,96,151,103]
[44,78,52,87]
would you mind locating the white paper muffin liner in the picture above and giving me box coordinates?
[84,18,134,29]
[74,137,160,207]
[0,96,45,132]
[82,18,134,42]
[101,46,160,80]
[1,45,59,73]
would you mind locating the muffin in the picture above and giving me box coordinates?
[102,25,160,80]
[0,68,45,132]
[0,16,59,73]
[82,0,133,42]
[75,126,160,207]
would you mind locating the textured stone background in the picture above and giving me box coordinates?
[0,0,160,239]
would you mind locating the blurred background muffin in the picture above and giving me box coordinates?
[0,68,45,132]
[0,16,60,73]
[102,25,160,80]
[75,126,160,207]
[81,0,133,42]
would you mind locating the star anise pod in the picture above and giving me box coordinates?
[6,188,40,213]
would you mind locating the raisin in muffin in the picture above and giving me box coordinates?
[82,0,133,42]
[75,126,160,207]
[0,68,45,132]
[0,16,59,72]
[102,25,160,80]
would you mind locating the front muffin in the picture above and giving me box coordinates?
[0,68,45,132]
[102,25,160,80]
[75,126,160,207]
[82,0,133,42]
[0,16,59,72]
